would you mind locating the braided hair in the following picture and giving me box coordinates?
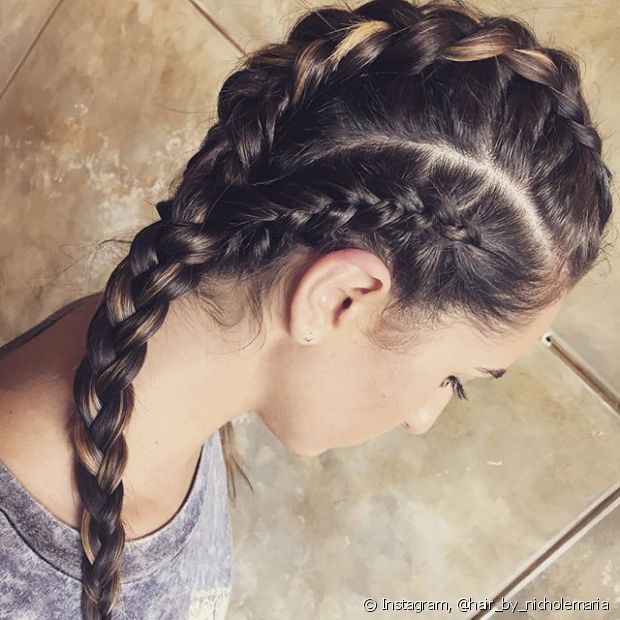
[68,0,614,617]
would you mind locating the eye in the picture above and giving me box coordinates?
[442,375,469,400]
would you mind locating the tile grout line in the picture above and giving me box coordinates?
[0,0,67,103]
[185,0,245,56]
[470,480,620,620]
[541,329,620,415]
[468,328,620,619]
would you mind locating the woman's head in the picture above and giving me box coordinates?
[68,0,614,617]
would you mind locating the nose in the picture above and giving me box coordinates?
[402,384,455,435]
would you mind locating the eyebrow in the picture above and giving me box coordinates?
[476,367,507,379]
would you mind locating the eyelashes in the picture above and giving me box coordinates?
[442,375,469,400]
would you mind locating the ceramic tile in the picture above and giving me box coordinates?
[227,341,620,619]
[189,0,328,53]
[194,0,620,392]
[504,502,620,618]
[0,0,60,95]
[0,0,240,340]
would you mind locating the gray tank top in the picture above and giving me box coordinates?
[0,430,233,619]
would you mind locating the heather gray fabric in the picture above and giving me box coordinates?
[0,430,233,619]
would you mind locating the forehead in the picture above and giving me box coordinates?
[415,299,566,369]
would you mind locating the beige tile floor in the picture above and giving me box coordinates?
[506,501,620,619]
[0,0,240,339]
[0,0,60,95]
[1,1,619,619]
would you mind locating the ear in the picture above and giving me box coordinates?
[288,249,391,345]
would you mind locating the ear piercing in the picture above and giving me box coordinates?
[303,297,352,344]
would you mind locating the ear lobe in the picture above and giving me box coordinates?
[288,248,390,343]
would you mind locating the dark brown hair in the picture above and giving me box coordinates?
[66,0,614,617]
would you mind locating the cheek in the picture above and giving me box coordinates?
[374,373,435,422]
[262,343,445,453]
[337,358,442,441]
[274,356,410,451]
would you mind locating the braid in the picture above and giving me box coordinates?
[68,1,613,617]
[280,0,612,235]
[202,0,612,268]
[278,0,612,277]
[70,227,196,617]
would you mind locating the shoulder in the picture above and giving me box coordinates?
[0,383,82,529]
[0,296,102,529]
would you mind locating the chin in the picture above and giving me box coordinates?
[289,444,327,457]
[282,436,329,456]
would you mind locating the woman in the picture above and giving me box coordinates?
[0,0,614,618]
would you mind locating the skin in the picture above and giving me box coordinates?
[0,248,566,538]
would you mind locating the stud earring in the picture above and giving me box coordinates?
[304,333,314,343]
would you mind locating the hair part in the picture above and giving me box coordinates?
[68,0,614,617]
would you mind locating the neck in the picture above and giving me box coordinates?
[0,291,267,536]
